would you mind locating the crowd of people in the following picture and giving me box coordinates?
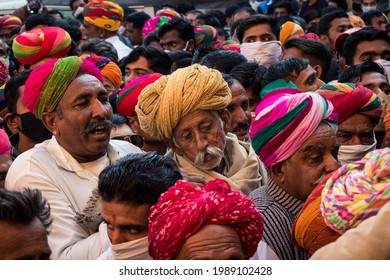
[0,0,390,260]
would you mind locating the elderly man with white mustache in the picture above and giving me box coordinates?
[136,64,267,195]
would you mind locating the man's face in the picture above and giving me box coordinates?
[0,218,51,260]
[159,30,187,51]
[72,0,85,13]
[175,224,245,260]
[226,82,251,141]
[273,8,289,20]
[124,56,153,84]
[186,12,198,25]
[293,65,324,92]
[233,11,252,23]
[361,71,390,96]
[323,17,351,52]
[307,17,320,33]
[49,74,113,163]
[337,114,375,145]
[371,15,387,31]
[171,110,227,171]
[125,22,143,46]
[101,201,149,244]
[362,0,378,6]
[83,21,101,39]
[278,123,340,202]
[242,23,277,43]
[352,40,390,65]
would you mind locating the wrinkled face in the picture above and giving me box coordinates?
[279,123,340,202]
[159,30,187,51]
[125,22,143,46]
[352,40,390,65]
[371,15,387,31]
[293,65,324,92]
[171,110,227,171]
[324,17,351,52]
[175,224,245,260]
[242,23,277,43]
[48,74,113,163]
[0,219,51,260]
[338,114,376,145]
[361,71,390,96]
[83,21,101,39]
[124,56,153,84]
[101,201,150,245]
[227,82,251,141]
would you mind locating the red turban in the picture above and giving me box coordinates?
[12,26,71,67]
[0,15,22,29]
[116,73,162,117]
[83,0,124,32]
[23,56,103,119]
[148,178,264,260]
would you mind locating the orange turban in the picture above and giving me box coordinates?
[279,21,304,47]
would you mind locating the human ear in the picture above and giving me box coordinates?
[270,162,286,186]
[219,109,231,134]
[4,113,19,134]
[165,137,183,156]
[313,65,322,79]
[41,111,58,135]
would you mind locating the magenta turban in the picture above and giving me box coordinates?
[148,178,264,260]
[23,56,103,119]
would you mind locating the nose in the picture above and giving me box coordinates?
[125,73,135,85]
[91,99,109,119]
[110,229,125,245]
[194,131,208,151]
[325,153,340,174]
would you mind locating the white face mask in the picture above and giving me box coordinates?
[338,138,377,165]
[240,41,282,67]
[362,5,377,13]
[110,236,151,260]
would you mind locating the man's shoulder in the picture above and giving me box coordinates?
[109,140,143,156]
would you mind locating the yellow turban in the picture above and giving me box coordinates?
[135,64,232,140]
[279,21,304,47]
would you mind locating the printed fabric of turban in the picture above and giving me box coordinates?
[142,16,171,37]
[321,148,390,234]
[215,40,240,53]
[12,26,71,67]
[136,64,232,140]
[0,15,22,29]
[83,0,124,32]
[194,25,218,46]
[250,90,337,168]
[316,82,383,124]
[148,178,264,260]
[279,21,304,47]
[23,56,103,119]
[117,73,162,117]
[291,173,341,255]
[80,53,122,89]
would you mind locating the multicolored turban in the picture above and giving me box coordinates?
[385,104,390,137]
[12,26,71,67]
[316,82,383,124]
[83,0,124,32]
[142,16,171,37]
[291,173,341,255]
[23,56,103,119]
[215,40,240,53]
[250,90,337,168]
[0,15,22,30]
[136,64,231,140]
[194,25,218,46]
[279,21,304,47]
[0,128,11,155]
[155,8,181,19]
[297,33,320,41]
[80,53,121,89]
[321,148,390,234]
[0,59,8,87]
[148,178,264,260]
[116,73,162,117]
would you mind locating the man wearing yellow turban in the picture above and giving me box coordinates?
[136,64,267,195]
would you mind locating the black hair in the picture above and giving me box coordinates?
[47,10,64,19]
[200,50,247,74]
[196,14,222,28]
[122,45,172,75]
[167,50,193,62]
[4,70,32,113]
[177,3,195,15]
[0,188,52,234]
[225,5,241,19]
[269,1,293,15]
[232,6,257,19]
[284,38,333,80]
[338,60,385,82]
[207,10,227,27]
[262,57,309,87]
[341,26,390,66]
[157,17,195,42]
[303,10,321,23]
[98,152,182,205]
[361,10,386,26]
[191,45,217,64]
[25,13,56,31]
[236,14,280,43]
[125,12,151,30]
[230,18,244,39]
[80,39,119,64]
[328,0,348,12]
[316,10,349,36]
[230,61,261,89]
[111,113,129,126]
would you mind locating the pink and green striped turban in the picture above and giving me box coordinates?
[142,16,171,37]
[194,25,218,46]
[321,148,390,234]
[148,178,264,260]
[12,26,71,67]
[83,0,124,32]
[116,73,162,117]
[0,15,22,29]
[316,82,383,124]
[215,40,240,53]
[250,90,338,168]
[23,56,103,119]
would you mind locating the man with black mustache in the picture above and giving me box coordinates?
[5,56,142,259]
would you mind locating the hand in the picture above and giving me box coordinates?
[179,168,208,186]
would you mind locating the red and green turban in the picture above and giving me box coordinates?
[148,178,264,260]
[13,26,71,67]
[83,0,124,32]
[0,15,22,29]
[194,25,218,46]
[23,56,103,119]
[116,73,162,117]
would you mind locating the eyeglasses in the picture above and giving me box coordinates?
[112,134,144,149]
